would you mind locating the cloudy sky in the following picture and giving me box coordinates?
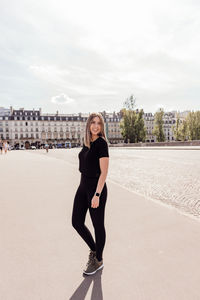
[0,0,200,114]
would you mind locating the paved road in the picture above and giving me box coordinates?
[1,150,200,300]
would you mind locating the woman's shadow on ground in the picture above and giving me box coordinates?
[69,269,103,300]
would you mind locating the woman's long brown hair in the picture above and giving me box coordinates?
[84,112,109,148]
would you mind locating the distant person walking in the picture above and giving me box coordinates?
[72,112,109,276]
[0,140,3,154]
[3,141,9,154]
[45,143,49,153]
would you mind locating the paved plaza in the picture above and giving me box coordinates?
[30,146,200,219]
[1,149,200,300]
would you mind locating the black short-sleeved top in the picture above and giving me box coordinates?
[78,136,109,178]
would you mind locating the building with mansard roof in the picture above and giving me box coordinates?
[0,106,190,148]
[0,107,124,148]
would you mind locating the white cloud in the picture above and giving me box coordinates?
[51,94,75,105]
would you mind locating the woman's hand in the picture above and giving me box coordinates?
[91,195,100,208]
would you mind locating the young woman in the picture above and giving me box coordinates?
[72,112,109,276]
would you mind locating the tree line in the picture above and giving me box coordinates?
[173,111,200,141]
[120,95,200,143]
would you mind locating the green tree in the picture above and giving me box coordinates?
[172,113,182,141]
[120,108,137,143]
[135,109,146,142]
[152,108,165,142]
[120,94,146,143]
[196,111,200,140]
[179,119,188,141]
[187,112,196,140]
[186,111,200,140]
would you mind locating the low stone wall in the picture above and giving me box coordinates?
[110,140,200,147]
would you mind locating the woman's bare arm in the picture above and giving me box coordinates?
[95,157,109,194]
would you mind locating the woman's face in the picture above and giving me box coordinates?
[90,116,101,136]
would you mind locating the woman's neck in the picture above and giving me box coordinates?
[91,135,99,142]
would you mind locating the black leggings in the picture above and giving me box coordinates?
[72,173,107,261]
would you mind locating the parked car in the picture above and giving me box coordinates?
[57,144,63,148]
[20,146,25,150]
[31,146,36,150]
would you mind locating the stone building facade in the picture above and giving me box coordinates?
[0,107,190,148]
[0,107,124,148]
[144,111,190,142]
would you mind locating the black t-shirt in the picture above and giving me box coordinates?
[78,136,109,178]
